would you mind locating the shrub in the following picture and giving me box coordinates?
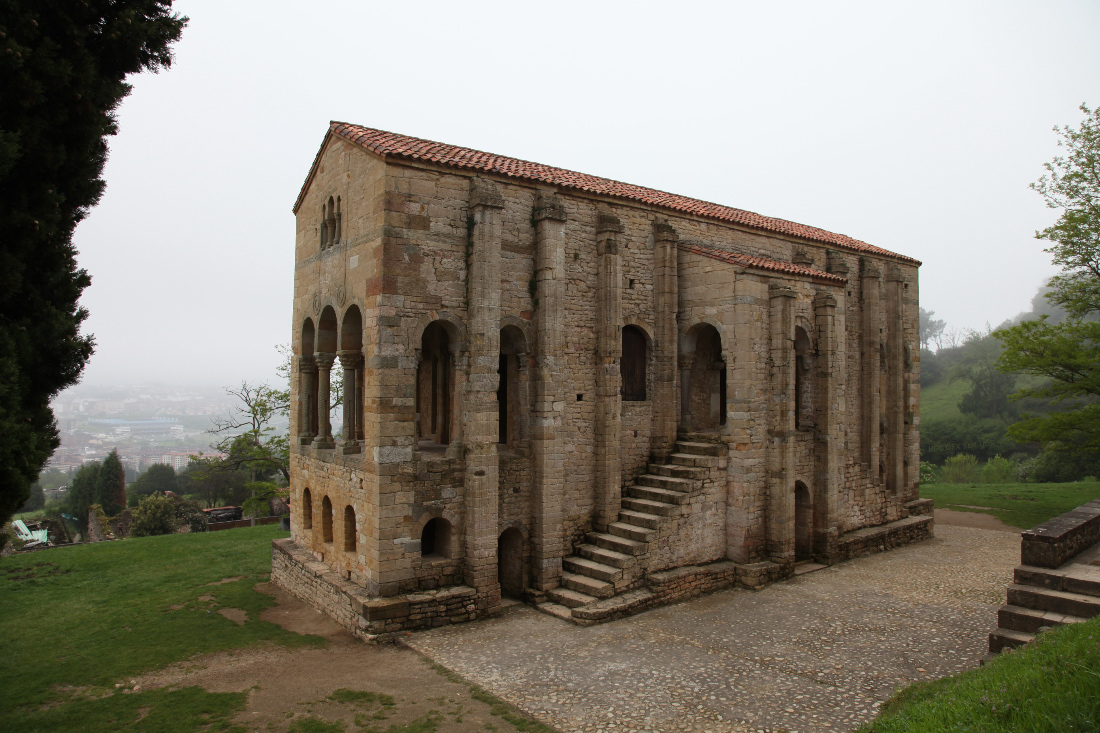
[129,495,177,537]
[174,498,208,533]
[941,454,979,484]
[919,461,937,485]
[981,455,1019,484]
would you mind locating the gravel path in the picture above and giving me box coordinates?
[406,523,1019,733]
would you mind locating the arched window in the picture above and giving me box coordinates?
[794,326,814,431]
[621,325,648,401]
[338,305,364,448]
[302,488,313,530]
[420,517,452,559]
[321,496,333,543]
[343,505,356,553]
[498,325,529,446]
[417,322,454,445]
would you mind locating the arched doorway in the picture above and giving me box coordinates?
[497,527,523,598]
[794,481,813,561]
[417,322,454,445]
[680,323,726,431]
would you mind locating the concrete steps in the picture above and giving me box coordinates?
[989,627,1035,653]
[1006,584,1100,618]
[547,437,723,623]
[997,604,1089,634]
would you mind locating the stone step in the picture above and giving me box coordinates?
[649,463,707,480]
[609,521,655,543]
[674,441,724,457]
[536,602,575,621]
[989,628,1034,654]
[576,543,634,569]
[1007,583,1100,618]
[630,483,690,505]
[562,571,614,599]
[1015,564,1100,598]
[637,474,694,492]
[668,452,720,468]
[547,586,596,609]
[622,496,678,517]
[618,509,662,530]
[563,555,622,583]
[997,604,1090,634]
[587,531,647,557]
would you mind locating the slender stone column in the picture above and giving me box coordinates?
[464,178,503,607]
[653,220,679,458]
[885,266,906,499]
[860,259,883,472]
[338,350,361,454]
[594,213,623,532]
[767,285,796,565]
[355,359,365,441]
[813,292,840,558]
[312,352,336,449]
[532,191,566,590]
[298,355,317,445]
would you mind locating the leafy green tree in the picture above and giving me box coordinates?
[208,381,291,483]
[129,493,176,537]
[64,461,100,529]
[952,330,1017,420]
[95,449,126,515]
[0,1,186,529]
[996,104,1100,456]
[919,307,947,351]
[18,482,45,513]
[127,463,178,506]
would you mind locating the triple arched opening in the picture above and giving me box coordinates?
[298,304,364,451]
[300,487,358,557]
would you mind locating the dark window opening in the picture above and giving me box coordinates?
[622,325,648,401]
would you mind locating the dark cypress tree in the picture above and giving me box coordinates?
[96,449,126,515]
[0,2,186,527]
[65,461,100,530]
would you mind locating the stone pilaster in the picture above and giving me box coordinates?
[594,213,623,532]
[464,178,503,608]
[298,355,317,445]
[767,284,796,565]
[885,265,906,500]
[532,191,566,590]
[312,352,336,449]
[338,350,361,454]
[860,259,883,472]
[813,292,841,558]
[653,219,679,458]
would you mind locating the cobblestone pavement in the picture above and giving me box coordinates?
[406,525,1020,733]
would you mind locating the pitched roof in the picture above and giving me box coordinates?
[296,122,918,265]
[679,243,846,284]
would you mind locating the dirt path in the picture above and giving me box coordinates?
[131,583,551,732]
[934,507,1020,532]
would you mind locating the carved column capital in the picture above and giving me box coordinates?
[337,350,362,370]
[298,354,317,373]
[814,292,838,311]
[314,352,337,370]
[769,284,798,300]
[533,192,566,222]
[469,178,504,209]
[860,257,883,279]
[654,219,678,243]
[886,264,905,283]
[825,249,850,276]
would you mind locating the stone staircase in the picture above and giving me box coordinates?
[540,436,723,619]
[988,498,1100,653]
[989,542,1100,652]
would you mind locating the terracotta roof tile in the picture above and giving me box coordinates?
[296,122,918,265]
[679,243,846,284]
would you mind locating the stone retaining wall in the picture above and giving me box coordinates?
[833,514,933,562]
[1021,498,1100,569]
[271,538,483,641]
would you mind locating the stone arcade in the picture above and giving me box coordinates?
[271,123,932,638]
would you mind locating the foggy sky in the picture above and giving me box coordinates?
[69,0,1100,389]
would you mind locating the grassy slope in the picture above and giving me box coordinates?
[861,615,1100,732]
[919,378,968,424]
[0,525,321,730]
[919,481,1100,529]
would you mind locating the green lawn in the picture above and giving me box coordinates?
[920,481,1100,529]
[0,524,322,730]
[861,615,1100,732]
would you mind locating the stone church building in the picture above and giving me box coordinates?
[271,122,932,636]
